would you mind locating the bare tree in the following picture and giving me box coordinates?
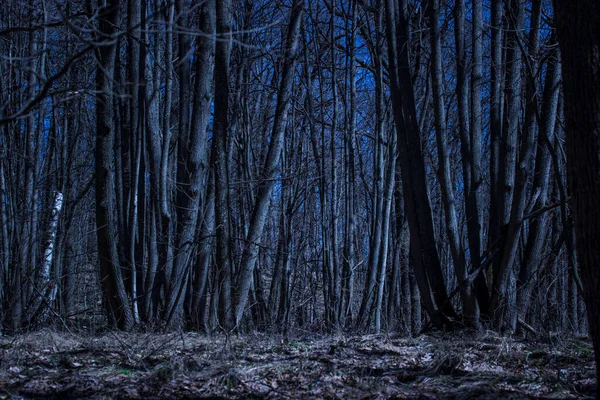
[95,0,134,330]
[233,0,304,328]
[385,0,456,328]
[431,0,477,326]
[165,0,215,328]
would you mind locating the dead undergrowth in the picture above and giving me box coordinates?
[0,329,595,399]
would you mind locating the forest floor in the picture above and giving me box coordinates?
[0,329,595,399]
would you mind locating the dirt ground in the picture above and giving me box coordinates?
[0,329,595,399]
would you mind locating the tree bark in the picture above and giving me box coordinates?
[554,0,600,394]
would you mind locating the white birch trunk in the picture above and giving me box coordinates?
[42,191,63,302]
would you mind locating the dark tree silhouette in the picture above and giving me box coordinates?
[555,0,600,394]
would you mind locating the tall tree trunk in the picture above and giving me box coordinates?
[165,0,215,328]
[468,0,488,317]
[490,0,525,331]
[342,0,357,326]
[488,0,504,309]
[211,0,234,331]
[125,0,143,326]
[95,0,134,330]
[384,0,456,328]
[145,1,170,321]
[155,0,175,321]
[358,5,385,329]
[554,0,600,392]
[329,0,341,328]
[434,0,477,325]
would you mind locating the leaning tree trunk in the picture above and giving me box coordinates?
[554,0,600,394]
[384,0,456,328]
[233,0,304,328]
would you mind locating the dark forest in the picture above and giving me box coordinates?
[0,0,599,398]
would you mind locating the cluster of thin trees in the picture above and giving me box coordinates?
[0,0,587,338]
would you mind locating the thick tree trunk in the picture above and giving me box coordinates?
[554,0,600,394]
